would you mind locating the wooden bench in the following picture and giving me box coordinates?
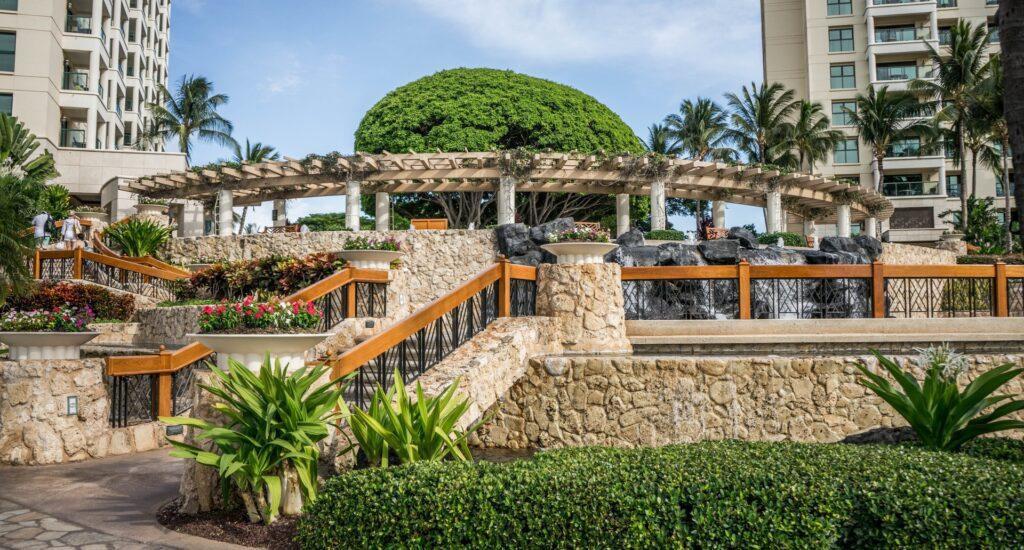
[410,218,448,230]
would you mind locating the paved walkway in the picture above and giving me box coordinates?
[0,450,246,550]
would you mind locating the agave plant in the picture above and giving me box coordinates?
[102,218,175,257]
[161,358,347,523]
[857,346,1024,451]
[340,369,486,467]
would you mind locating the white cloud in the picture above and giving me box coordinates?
[405,0,761,78]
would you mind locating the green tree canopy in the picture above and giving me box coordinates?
[355,68,643,154]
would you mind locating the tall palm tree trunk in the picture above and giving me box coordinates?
[1003,0,1024,248]
[958,125,969,230]
[1002,137,1012,249]
[971,150,979,197]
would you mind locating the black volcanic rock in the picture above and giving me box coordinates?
[495,223,534,257]
[657,243,702,266]
[616,228,645,247]
[728,227,759,249]
[529,217,574,244]
[853,235,883,261]
[699,239,740,265]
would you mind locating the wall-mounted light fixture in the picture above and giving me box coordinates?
[66,396,79,416]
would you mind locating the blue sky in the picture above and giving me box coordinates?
[170,0,766,231]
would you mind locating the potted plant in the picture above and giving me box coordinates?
[187,296,329,372]
[541,225,618,264]
[102,218,175,257]
[134,197,170,216]
[337,236,403,269]
[0,306,98,360]
[75,205,109,224]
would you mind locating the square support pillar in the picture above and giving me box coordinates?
[216,189,233,236]
[765,190,782,233]
[836,204,852,238]
[615,193,630,237]
[346,180,362,231]
[497,176,516,225]
[650,180,666,231]
[375,192,390,231]
[272,199,287,227]
[712,200,726,228]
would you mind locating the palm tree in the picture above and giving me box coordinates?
[0,175,39,305]
[643,123,682,156]
[974,54,1013,249]
[232,140,279,232]
[0,114,58,182]
[147,75,237,163]
[999,1,1024,248]
[723,82,799,168]
[790,100,843,174]
[963,111,998,199]
[911,19,990,229]
[846,86,931,193]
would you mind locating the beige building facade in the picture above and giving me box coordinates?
[762,0,1010,243]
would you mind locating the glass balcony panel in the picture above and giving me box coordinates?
[60,128,86,148]
[66,15,93,34]
[62,71,89,91]
[886,139,923,158]
[877,63,918,81]
[938,0,957,7]
[875,26,921,43]
[873,0,928,4]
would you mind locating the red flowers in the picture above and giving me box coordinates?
[197,296,322,334]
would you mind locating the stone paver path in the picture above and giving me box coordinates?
[0,498,171,549]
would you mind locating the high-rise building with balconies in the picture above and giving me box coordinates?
[762,0,1010,243]
[0,0,194,227]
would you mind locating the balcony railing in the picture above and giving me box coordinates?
[872,0,929,5]
[116,104,123,118]
[62,71,89,91]
[875,27,928,43]
[60,128,87,148]
[883,180,940,197]
[938,0,957,7]
[66,15,93,34]
[886,140,923,157]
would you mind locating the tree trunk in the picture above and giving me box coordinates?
[876,156,885,193]
[240,491,262,524]
[971,150,979,198]
[254,490,275,525]
[958,125,969,230]
[281,464,304,516]
[1003,138,1013,250]
[238,206,248,234]
[1003,0,1024,248]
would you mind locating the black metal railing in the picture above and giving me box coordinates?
[1011,279,1024,317]
[312,284,349,332]
[624,279,739,320]
[886,278,994,318]
[510,278,537,317]
[81,258,178,301]
[38,256,74,280]
[347,281,498,409]
[106,374,154,428]
[171,358,207,416]
[753,278,872,319]
[356,282,388,318]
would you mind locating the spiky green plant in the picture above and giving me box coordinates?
[856,346,1024,451]
[161,358,347,523]
[0,114,58,182]
[147,75,237,162]
[37,184,71,221]
[102,218,175,257]
[0,175,37,305]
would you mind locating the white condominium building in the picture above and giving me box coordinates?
[762,0,1010,243]
[0,0,196,229]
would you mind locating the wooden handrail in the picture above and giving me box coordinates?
[285,267,390,302]
[81,250,189,281]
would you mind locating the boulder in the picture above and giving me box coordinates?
[728,227,759,249]
[698,239,740,265]
[739,247,804,265]
[529,217,574,244]
[616,228,645,247]
[802,249,866,265]
[495,223,534,257]
[820,236,865,255]
[657,243,702,266]
[509,250,543,267]
[607,245,662,266]
[853,235,883,261]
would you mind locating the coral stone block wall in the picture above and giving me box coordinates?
[0,359,166,465]
[475,354,1024,449]
[879,243,957,264]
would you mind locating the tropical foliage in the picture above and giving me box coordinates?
[342,236,400,252]
[0,114,58,182]
[845,86,931,191]
[176,253,343,301]
[0,306,94,332]
[643,123,681,156]
[198,297,321,334]
[4,281,135,321]
[791,100,843,174]
[161,359,347,523]
[723,82,799,167]
[102,218,175,257]
[36,184,71,220]
[0,174,39,305]
[856,346,1024,451]
[940,196,1010,254]
[232,139,279,231]
[147,75,236,162]
[757,231,806,247]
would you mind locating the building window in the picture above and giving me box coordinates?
[829,27,854,52]
[0,0,15,11]
[877,62,918,81]
[939,27,951,45]
[946,174,962,197]
[886,137,922,158]
[988,23,1000,44]
[938,0,958,8]
[834,138,859,164]
[827,0,852,16]
[996,174,1016,197]
[0,93,10,115]
[832,101,856,126]
[883,174,938,197]
[0,33,13,72]
[830,63,855,89]
[890,207,935,230]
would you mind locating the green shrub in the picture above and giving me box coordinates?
[298,441,1024,548]
[958,254,1024,265]
[102,218,174,257]
[4,281,135,321]
[645,229,687,241]
[758,231,807,247]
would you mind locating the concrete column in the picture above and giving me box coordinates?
[272,199,287,227]
[345,180,362,231]
[836,204,851,238]
[650,179,666,231]
[89,49,100,94]
[86,108,97,149]
[868,52,877,84]
[929,9,938,42]
[765,190,782,233]
[712,200,726,228]
[615,193,630,237]
[803,219,817,247]
[375,192,390,231]
[867,15,875,45]
[106,119,115,149]
[938,161,948,196]
[865,216,878,239]
[216,189,233,236]
[497,176,516,225]
[91,0,102,34]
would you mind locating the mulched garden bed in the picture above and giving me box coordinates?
[158,499,299,549]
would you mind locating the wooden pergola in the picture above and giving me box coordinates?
[122,152,893,237]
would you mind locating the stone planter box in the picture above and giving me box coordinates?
[0,332,99,360]
[135,203,169,216]
[541,242,619,265]
[338,250,404,270]
[188,333,330,372]
[77,211,109,224]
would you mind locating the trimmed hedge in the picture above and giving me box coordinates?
[958,254,1024,265]
[4,281,135,321]
[298,441,1024,548]
[758,231,807,247]
[645,229,688,241]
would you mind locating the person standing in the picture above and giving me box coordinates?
[61,211,82,250]
[31,210,52,247]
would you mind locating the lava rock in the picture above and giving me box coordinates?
[495,223,534,257]
[728,227,759,249]
[820,236,865,256]
[698,239,740,265]
[616,228,645,247]
[608,245,662,266]
[657,243,702,266]
[802,249,866,265]
[509,250,543,267]
[529,217,574,244]
[853,235,883,261]
[739,247,797,265]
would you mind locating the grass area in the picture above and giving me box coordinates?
[156,298,219,308]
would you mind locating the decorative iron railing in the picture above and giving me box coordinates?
[34,249,187,301]
[1010,279,1024,317]
[106,373,154,428]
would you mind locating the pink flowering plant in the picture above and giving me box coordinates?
[199,296,322,334]
[0,306,95,332]
[548,225,611,243]
[342,236,400,252]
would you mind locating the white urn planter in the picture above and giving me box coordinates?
[338,250,404,270]
[77,211,109,224]
[135,203,169,216]
[189,333,330,372]
[541,242,619,265]
[0,332,99,360]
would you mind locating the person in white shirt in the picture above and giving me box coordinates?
[31,211,52,247]
[61,212,82,250]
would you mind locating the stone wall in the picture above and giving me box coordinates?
[0,359,166,465]
[880,243,957,265]
[537,263,631,354]
[476,353,1024,449]
[134,305,204,347]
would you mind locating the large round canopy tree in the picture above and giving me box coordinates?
[354,68,644,227]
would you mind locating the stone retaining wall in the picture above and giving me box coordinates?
[0,359,166,465]
[475,353,1024,449]
[134,305,204,347]
[880,243,957,264]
